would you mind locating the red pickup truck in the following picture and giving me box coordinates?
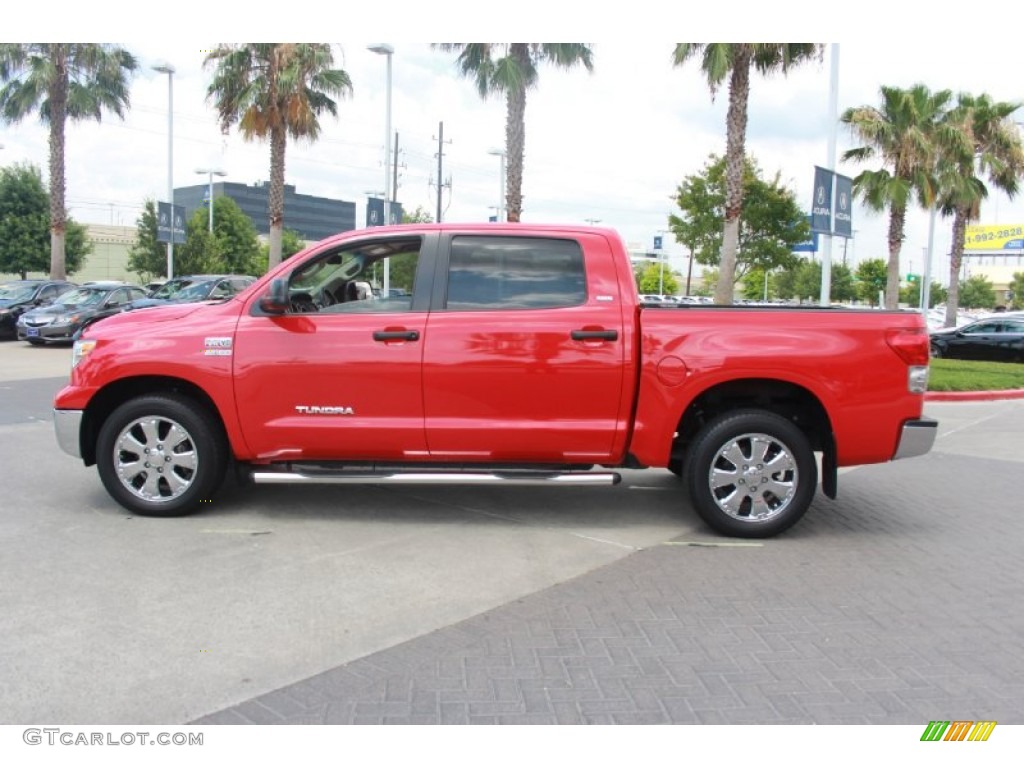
[53,223,936,538]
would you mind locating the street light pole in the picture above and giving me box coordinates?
[369,43,394,296]
[195,168,227,233]
[152,63,175,278]
[488,148,506,221]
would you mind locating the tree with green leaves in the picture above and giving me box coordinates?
[0,162,89,278]
[672,43,823,305]
[204,44,352,270]
[855,258,889,305]
[0,44,137,280]
[958,275,995,309]
[126,199,165,281]
[635,262,680,295]
[774,259,855,303]
[936,93,1024,327]
[435,44,593,223]
[1009,272,1024,310]
[258,229,307,274]
[668,153,808,287]
[402,205,434,224]
[211,196,261,275]
[900,280,947,308]
[782,261,857,303]
[173,209,223,277]
[841,84,953,310]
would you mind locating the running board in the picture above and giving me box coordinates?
[251,470,622,486]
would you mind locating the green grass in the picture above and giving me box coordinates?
[928,358,1024,392]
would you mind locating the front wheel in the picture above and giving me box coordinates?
[685,410,817,538]
[96,394,228,516]
[930,343,943,359]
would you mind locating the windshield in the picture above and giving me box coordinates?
[0,283,37,303]
[173,281,217,302]
[150,277,196,299]
[53,288,106,308]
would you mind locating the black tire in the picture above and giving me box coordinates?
[684,409,817,538]
[96,394,228,516]
[930,343,943,359]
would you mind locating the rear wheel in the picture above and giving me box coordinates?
[685,410,817,538]
[96,394,227,516]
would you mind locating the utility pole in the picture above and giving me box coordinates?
[392,131,400,220]
[432,121,452,222]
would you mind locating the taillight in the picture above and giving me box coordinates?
[886,328,930,366]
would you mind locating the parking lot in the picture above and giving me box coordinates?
[2,339,1023,725]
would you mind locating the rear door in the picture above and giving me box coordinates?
[421,232,629,464]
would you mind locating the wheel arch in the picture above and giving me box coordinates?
[80,376,230,467]
[669,377,836,496]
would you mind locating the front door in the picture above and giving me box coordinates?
[233,234,435,462]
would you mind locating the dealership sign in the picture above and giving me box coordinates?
[810,167,852,238]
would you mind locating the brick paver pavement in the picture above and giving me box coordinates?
[196,446,1024,725]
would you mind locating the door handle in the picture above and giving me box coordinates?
[571,329,618,341]
[373,330,420,342]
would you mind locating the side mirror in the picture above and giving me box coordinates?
[258,278,290,315]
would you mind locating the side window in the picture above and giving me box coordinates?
[129,288,148,301]
[209,280,233,299]
[445,236,586,310]
[969,322,1001,334]
[230,278,252,293]
[39,285,59,302]
[288,236,422,314]
[106,289,129,307]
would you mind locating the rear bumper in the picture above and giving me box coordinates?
[54,409,83,459]
[892,417,938,460]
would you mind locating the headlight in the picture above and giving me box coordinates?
[72,339,96,369]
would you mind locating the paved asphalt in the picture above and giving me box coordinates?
[2,341,1023,727]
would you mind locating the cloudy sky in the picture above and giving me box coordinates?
[4,3,1023,288]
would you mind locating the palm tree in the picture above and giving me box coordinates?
[204,44,352,269]
[0,44,137,280]
[937,93,1024,327]
[841,84,953,310]
[673,43,823,305]
[434,44,593,222]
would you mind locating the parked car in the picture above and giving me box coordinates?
[16,282,147,344]
[930,316,1024,362]
[0,279,77,339]
[125,274,257,311]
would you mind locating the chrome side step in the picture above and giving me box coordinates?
[251,470,622,486]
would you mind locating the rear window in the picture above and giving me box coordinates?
[445,236,586,310]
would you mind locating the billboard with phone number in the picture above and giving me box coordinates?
[964,224,1024,251]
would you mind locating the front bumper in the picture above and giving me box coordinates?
[892,417,939,460]
[18,321,79,342]
[54,409,83,459]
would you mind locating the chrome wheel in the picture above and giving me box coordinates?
[686,410,816,538]
[113,415,198,503]
[707,432,798,522]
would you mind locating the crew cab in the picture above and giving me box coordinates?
[52,224,937,538]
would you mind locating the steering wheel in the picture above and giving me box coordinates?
[319,287,338,308]
[289,292,317,313]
